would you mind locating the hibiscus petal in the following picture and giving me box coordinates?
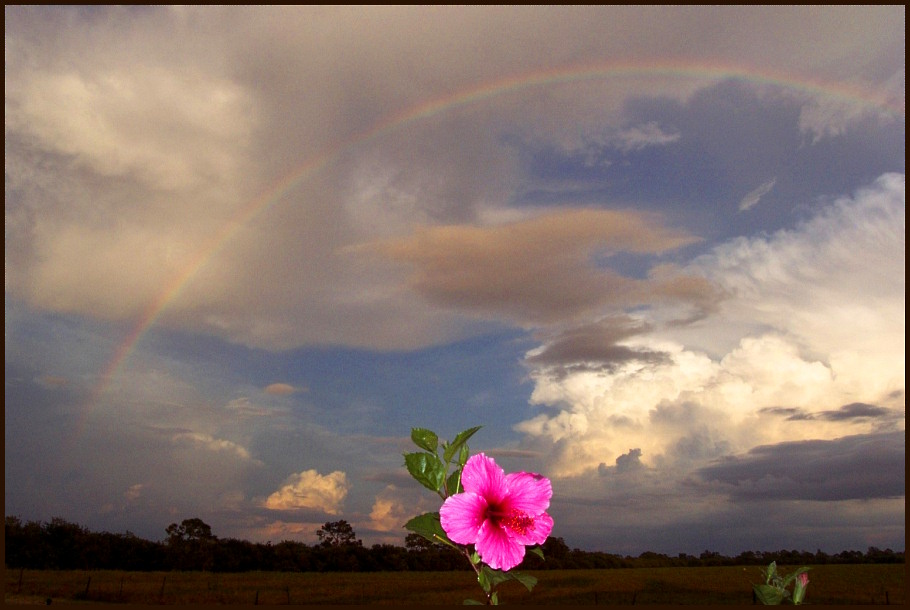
[503,471,552,514]
[475,519,526,571]
[511,511,553,546]
[439,492,487,544]
[460,453,506,503]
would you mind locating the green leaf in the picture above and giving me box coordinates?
[479,565,513,589]
[753,584,785,605]
[476,564,538,601]
[483,566,537,591]
[762,561,778,584]
[477,567,492,593]
[445,469,463,497]
[410,428,439,453]
[463,599,484,605]
[404,451,446,492]
[403,512,455,547]
[528,545,545,561]
[403,511,440,537]
[444,426,482,462]
[508,570,538,592]
[458,443,470,467]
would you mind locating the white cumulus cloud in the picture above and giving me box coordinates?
[264,470,350,515]
[368,485,410,532]
[518,174,905,478]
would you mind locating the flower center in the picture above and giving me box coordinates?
[491,508,534,535]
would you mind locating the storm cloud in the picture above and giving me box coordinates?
[698,431,905,501]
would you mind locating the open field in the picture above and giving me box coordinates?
[5,564,904,605]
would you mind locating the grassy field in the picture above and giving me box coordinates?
[5,564,904,605]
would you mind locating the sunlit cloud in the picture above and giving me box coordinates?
[264,382,302,396]
[368,485,410,532]
[264,470,350,515]
[5,67,253,190]
[517,174,905,478]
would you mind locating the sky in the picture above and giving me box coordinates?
[4,6,905,556]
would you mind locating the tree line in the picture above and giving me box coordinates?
[5,515,904,573]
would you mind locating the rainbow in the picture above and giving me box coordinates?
[80,59,904,435]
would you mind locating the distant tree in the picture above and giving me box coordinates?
[315,520,361,547]
[402,532,467,570]
[542,536,570,559]
[405,532,436,552]
[367,543,409,571]
[45,517,90,569]
[310,521,366,571]
[866,547,901,563]
[637,551,671,568]
[267,539,311,572]
[837,549,864,562]
[166,517,215,543]
[212,537,265,572]
[4,512,904,573]
[165,518,217,570]
[4,516,45,568]
[736,550,760,565]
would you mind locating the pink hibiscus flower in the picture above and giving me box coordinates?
[439,453,553,571]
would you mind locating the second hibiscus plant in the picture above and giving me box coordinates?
[403,426,553,605]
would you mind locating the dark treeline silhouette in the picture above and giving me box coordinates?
[5,515,904,573]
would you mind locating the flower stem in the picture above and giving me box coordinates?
[460,546,495,605]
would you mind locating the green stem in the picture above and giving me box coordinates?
[460,547,494,605]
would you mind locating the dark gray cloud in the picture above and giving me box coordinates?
[550,492,905,555]
[527,316,668,372]
[369,208,705,326]
[614,448,646,474]
[760,406,816,421]
[820,402,894,421]
[697,431,905,501]
[598,447,647,476]
[760,402,897,422]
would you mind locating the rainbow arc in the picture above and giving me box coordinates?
[79,59,905,439]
